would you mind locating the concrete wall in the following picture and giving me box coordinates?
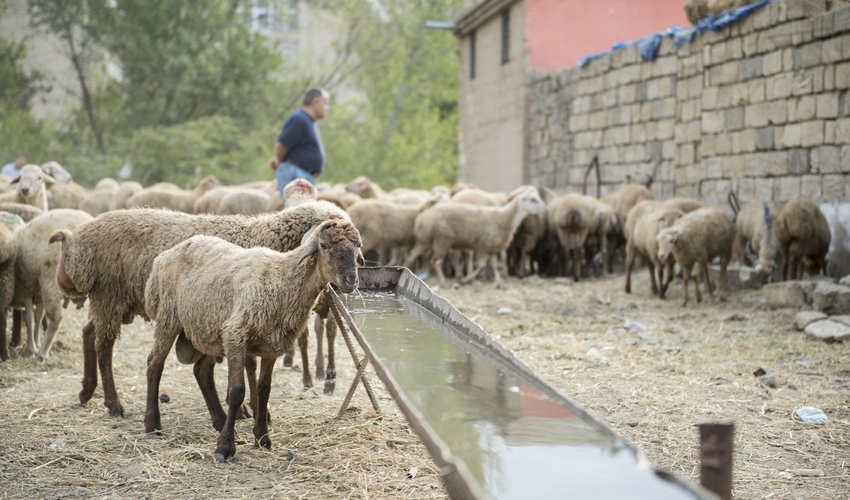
[527,0,850,209]
[458,1,527,192]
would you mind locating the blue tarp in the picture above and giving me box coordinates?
[577,0,775,67]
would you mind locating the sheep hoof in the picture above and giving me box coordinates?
[236,405,252,420]
[323,379,336,395]
[213,452,231,463]
[256,435,271,450]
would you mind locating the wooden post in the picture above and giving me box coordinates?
[699,422,734,500]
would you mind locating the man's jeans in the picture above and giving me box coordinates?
[275,162,316,203]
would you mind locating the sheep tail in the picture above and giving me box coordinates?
[49,229,86,298]
[48,229,71,245]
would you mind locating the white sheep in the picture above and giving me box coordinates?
[125,175,221,213]
[731,198,781,275]
[108,181,143,211]
[143,219,363,462]
[623,201,684,298]
[0,164,56,211]
[344,175,386,199]
[13,209,94,359]
[50,200,350,418]
[39,161,74,184]
[47,181,89,210]
[0,222,18,361]
[656,207,736,307]
[80,178,120,216]
[403,187,547,285]
[547,192,616,281]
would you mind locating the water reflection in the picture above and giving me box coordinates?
[346,292,702,500]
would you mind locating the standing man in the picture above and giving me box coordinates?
[268,88,330,201]
[1,156,27,179]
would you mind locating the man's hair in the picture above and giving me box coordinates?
[303,88,328,106]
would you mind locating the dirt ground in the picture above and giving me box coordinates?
[1,268,848,499]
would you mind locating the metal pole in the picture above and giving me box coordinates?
[699,422,734,500]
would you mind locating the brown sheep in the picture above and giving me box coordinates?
[656,207,736,307]
[774,199,831,281]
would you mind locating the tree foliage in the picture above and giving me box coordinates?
[0,34,49,162]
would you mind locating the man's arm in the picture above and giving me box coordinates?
[268,141,289,170]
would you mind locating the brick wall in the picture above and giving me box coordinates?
[527,0,850,209]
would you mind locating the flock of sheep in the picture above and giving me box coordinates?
[0,161,833,461]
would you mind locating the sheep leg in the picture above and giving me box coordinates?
[298,331,313,389]
[10,308,21,347]
[701,261,715,297]
[215,350,246,462]
[253,357,275,450]
[97,331,125,418]
[461,253,487,284]
[144,321,181,434]
[681,265,692,307]
[242,355,257,421]
[24,302,36,356]
[194,355,226,431]
[314,314,326,381]
[624,243,637,293]
[647,260,659,296]
[79,320,98,405]
[717,256,729,301]
[36,307,62,360]
[323,316,338,395]
[692,264,703,304]
[0,310,8,361]
[659,260,675,299]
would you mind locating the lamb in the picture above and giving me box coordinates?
[12,209,94,359]
[50,200,350,418]
[0,164,56,211]
[143,219,362,462]
[656,207,736,307]
[731,198,781,275]
[403,187,547,285]
[773,198,831,281]
[547,192,616,281]
[125,175,221,213]
[600,183,654,271]
[623,201,684,298]
[508,186,557,277]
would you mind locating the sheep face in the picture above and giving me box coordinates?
[656,227,681,263]
[517,189,548,216]
[300,219,363,293]
[12,165,55,200]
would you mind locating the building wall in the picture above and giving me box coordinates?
[525,0,690,71]
[527,0,850,209]
[459,1,528,192]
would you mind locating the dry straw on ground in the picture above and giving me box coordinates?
[1,270,848,499]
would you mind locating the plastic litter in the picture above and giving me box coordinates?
[795,406,829,425]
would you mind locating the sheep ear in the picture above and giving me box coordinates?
[43,173,57,187]
[356,249,365,267]
[299,231,320,263]
[300,224,320,246]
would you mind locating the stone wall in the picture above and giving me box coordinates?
[527,0,850,209]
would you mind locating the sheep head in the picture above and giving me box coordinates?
[12,164,56,199]
[299,219,363,293]
[656,226,683,263]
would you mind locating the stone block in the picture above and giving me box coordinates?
[766,73,794,100]
[794,42,823,70]
[763,281,815,309]
[725,107,745,130]
[715,264,769,291]
[763,50,783,75]
[801,174,823,199]
[740,56,764,80]
[812,146,841,174]
[794,311,828,330]
[788,95,817,122]
[816,93,840,119]
[836,118,850,143]
[732,129,758,154]
[756,127,775,150]
[780,123,803,148]
[800,121,824,148]
[812,281,850,314]
[774,175,801,200]
[804,319,850,342]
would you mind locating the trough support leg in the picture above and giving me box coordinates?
[328,293,381,414]
[699,422,734,500]
[336,356,370,418]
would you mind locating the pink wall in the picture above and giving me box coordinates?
[526,0,691,71]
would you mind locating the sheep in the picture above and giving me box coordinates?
[109,181,143,211]
[12,209,94,359]
[50,200,350,418]
[623,201,684,298]
[507,186,556,277]
[125,175,221,213]
[0,202,44,222]
[600,183,654,270]
[731,198,781,275]
[80,178,120,216]
[656,207,736,307]
[39,161,74,184]
[547,192,616,281]
[47,182,89,210]
[662,196,707,214]
[403,187,547,285]
[450,187,509,206]
[345,175,386,199]
[194,187,271,215]
[0,223,18,361]
[0,164,56,211]
[347,193,446,266]
[773,198,831,281]
[143,219,362,462]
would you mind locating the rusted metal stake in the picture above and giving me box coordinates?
[699,422,734,500]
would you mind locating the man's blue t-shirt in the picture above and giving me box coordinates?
[277,109,325,176]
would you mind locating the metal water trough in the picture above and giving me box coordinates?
[326,267,719,500]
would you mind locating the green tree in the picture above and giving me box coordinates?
[0,35,49,162]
